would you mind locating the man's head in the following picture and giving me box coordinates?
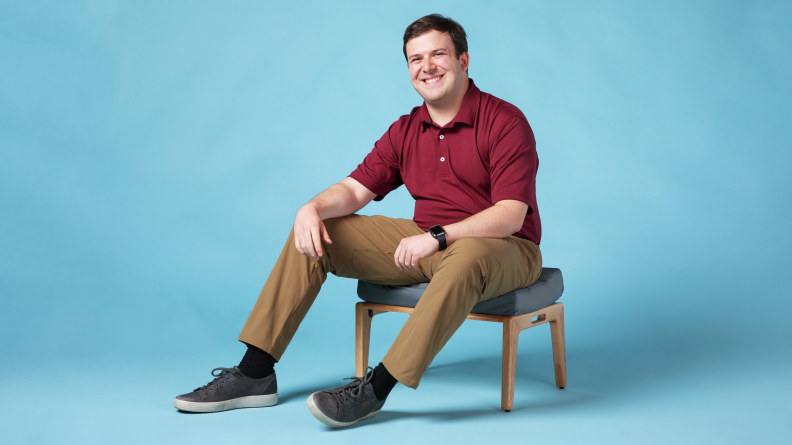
[403,14,470,108]
[403,14,468,61]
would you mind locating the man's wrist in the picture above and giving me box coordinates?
[302,201,322,217]
[428,225,447,251]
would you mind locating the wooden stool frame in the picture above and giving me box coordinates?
[355,301,566,411]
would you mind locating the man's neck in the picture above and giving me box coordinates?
[426,78,470,127]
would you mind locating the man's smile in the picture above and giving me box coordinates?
[422,74,444,85]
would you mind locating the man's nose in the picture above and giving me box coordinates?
[422,57,436,72]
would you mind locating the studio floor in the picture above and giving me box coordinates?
[4,317,788,445]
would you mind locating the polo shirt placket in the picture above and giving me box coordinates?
[429,122,453,180]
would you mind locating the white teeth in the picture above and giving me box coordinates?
[424,76,442,84]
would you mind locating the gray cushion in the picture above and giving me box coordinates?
[357,267,563,316]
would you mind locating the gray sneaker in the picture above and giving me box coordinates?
[173,366,277,413]
[306,368,385,428]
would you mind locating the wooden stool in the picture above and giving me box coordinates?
[354,267,566,411]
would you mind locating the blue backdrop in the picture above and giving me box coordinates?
[1,0,790,443]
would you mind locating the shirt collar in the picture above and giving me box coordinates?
[420,78,481,130]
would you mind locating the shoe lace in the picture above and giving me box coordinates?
[328,367,374,408]
[193,366,241,393]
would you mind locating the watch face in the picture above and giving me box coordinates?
[430,225,444,236]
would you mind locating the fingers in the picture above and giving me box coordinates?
[411,255,422,271]
[396,244,409,271]
[300,229,318,260]
[321,224,333,244]
[298,232,313,259]
[395,242,422,271]
[310,227,323,259]
[293,205,330,261]
[294,227,322,261]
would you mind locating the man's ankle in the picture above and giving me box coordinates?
[238,343,277,379]
[370,362,398,400]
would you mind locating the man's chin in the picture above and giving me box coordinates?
[415,88,446,104]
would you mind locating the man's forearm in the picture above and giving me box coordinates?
[304,178,373,220]
[393,199,528,271]
[443,200,527,245]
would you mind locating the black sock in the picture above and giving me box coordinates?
[370,362,398,401]
[238,343,277,379]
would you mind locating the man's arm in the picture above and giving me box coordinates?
[444,200,528,243]
[294,177,377,261]
[393,200,528,271]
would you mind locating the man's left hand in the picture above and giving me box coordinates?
[394,233,439,271]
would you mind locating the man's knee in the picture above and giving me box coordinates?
[427,238,495,296]
[446,236,493,253]
[419,239,489,306]
[441,237,494,270]
[322,214,359,239]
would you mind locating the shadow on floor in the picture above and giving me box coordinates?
[181,308,746,421]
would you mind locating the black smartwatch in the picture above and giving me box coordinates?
[428,225,447,251]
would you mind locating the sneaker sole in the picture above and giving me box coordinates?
[305,393,380,428]
[173,393,278,413]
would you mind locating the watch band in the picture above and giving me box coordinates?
[429,225,447,251]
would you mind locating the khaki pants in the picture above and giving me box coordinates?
[239,214,542,389]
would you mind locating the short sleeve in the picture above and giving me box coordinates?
[348,122,404,201]
[489,117,538,212]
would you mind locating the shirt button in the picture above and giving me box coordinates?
[439,135,444,139]
[440,157,445,162]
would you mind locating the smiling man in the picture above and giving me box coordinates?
[173,14,542,427]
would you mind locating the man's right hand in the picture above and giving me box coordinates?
[294,204,333,261]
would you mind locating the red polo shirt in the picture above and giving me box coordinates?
[349,79,541,244]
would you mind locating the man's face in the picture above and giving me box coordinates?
[405,30,469,106]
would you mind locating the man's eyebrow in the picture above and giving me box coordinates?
[407,47,450,59]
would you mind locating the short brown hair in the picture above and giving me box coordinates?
[403,14,468,61]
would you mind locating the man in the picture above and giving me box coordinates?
[173,14,542,428]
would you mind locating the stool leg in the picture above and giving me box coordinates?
[502,318,518,411]
[355,303,372,377]
[549,305,567,388]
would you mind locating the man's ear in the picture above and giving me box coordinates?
[459,52,470,72]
